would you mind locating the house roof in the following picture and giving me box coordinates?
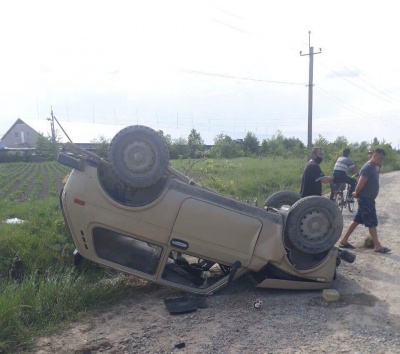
[3,118,130,144]
[1,118,39,141]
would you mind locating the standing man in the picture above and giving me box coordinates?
[368,149,381,172]
[338,148,390,253]
[329,148,359,201]
[300,147,332,198]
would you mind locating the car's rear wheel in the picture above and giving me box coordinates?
[285,196,343,254]
[264,190,301,209]
[109,125,170,188]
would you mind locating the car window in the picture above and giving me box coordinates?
[93,227,162,275]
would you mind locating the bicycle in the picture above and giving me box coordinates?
[330,181,356,213]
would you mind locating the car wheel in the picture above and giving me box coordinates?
[264,190,301,208]
[109,125,170,188]
[285,196,343,254]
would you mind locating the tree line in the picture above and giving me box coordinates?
[156,129,400,168]
[2,128,399,170]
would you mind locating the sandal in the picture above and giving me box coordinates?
[374,247,391,254]
[339,242,355,249]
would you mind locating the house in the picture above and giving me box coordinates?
[1,118,129,151]
[0,118,40,149]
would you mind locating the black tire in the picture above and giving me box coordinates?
[109,125,169,188]
[334,193,344,212]
[285,196,343,254]
[264,190,301,209]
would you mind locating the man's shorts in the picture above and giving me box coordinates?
[353,197,378,227]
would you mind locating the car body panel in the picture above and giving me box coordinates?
[171,198,262,267]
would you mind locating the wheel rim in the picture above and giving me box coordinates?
[298,209,332,245]
[122,139,158,176]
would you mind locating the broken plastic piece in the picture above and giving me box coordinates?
[164,296,207,314]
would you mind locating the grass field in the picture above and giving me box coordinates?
[171,156,336,203]
[0,161,71,203]
[0,157,394,351]
[0,162,147,351]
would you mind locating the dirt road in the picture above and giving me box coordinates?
[33,171,400,354]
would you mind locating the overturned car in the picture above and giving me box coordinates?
[58,125,354,295]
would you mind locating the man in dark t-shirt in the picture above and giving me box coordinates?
[338,148,390,253]
[300,148,332,198]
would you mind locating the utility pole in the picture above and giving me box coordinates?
[49,107,57,159]
[300,31,321,148]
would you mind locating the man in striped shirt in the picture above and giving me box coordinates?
[330,148,359,201]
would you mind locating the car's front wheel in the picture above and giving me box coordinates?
[285,196,343,254]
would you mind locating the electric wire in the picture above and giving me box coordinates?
[181,70,306,86]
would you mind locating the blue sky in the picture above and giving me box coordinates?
[1,0,400,146]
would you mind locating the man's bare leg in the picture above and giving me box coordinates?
[369,227,383,251]
[339,221,359,245]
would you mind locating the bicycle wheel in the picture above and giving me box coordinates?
[334,193,344,212]
[348,198,355,212]
[344,187,355,212]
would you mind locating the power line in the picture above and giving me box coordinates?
[314,86,371,117]
[320,62,392,102]
[181,70,305,86]
[325,59,400,102]
[211,19,249,34]
[339,65,399,102]
[314,89,400,129]
[314,86,400,125]
[215,7,243,20]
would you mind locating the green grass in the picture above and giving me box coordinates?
[171,157,307,203]
[171,155,398,202]
[0,194,150,352]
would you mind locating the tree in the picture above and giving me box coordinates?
[283,137,306,158]
[208,133,242,159]
[243,132,259,155]
[313,134,329,148]
[260,131,285,156]
[259,139,269,155]
[169,137,189,159]
[313,134,338,162]
[259,131,306,158]
[35,134,54,159]
[91,135,110,158]
[333,136,348,149]
[157,130,172,148]
[187,129,204,158]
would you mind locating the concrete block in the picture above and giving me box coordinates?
[322,289,340,302]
